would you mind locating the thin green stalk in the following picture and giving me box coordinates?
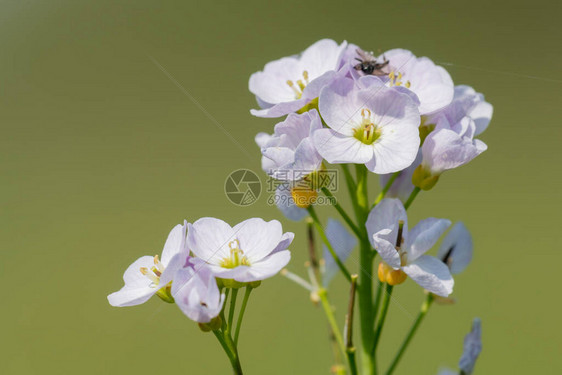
[318,288,347,360]
[386,294,434,375]
[372,280,383,324]
[354,165,376,375]
[404,187,421,210]
[372,284,393,352]
[227,288,238,334]
[373,172,400,207]
[307,205,352,282]
[213,330,243,374]
[345,275,359,375]
[321,187,362,237]
[234,287,252,345]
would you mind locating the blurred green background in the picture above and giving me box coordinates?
[1,0,561,373]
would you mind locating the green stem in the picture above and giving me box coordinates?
[227,288,238,334]
[354,165,376,375]
[373,172,400,207]
[372,284,393,352]
[345,275,359,375]
[307,205,352,282]
[321,187,362,237]
[372,280,383,325]
[385,294,434,375]
[213,330,243,374]
[404,187,421,210]
[234,287,252,345]
[318,288,347,360]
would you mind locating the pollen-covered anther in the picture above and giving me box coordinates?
[388,71,408,87]
[140,267,160,284]
[286,71,310,99]
[353,108,381,145]
[220,240,251,269]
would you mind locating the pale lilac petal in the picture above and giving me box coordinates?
[322,219,357,286]
[232,218,283,262]
[250,99,307,118]
[107,285,157,307]
[255,132,273,148]
[403,255,454,297]
[187,218,236,265]
[212,250,291,282]
[299,39,347,79]
[406,218,451,262]
[365,198,408,247]
[172,265,225,323]
[318,77,359,135]
[437,222,473,275]
[161,222,187,265]
[249,57,301,104]
[422,126,487,175]
[108,256,157,306]
[313,128,374,164]
[459,318,482,374]
[372,231,401,269]
[381,49,454,115]
[271,232,295,254]
[379,150,422,202]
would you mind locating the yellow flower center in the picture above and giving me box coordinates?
[140,255,165,286]
[286,70,310,100]
[353,108,381,145]
[220,240,251,269]
[388,71,411,88]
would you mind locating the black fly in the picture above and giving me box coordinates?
[354,48,389,76]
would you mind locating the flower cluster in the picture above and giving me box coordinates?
[110,38,491,375]
[250,39,491,374]
[253,39,492,217]
[108,218,293,325]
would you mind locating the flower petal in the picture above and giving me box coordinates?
[232,218,283,262]
[459,318,482,375]
[403,255,454,297]
[313,128,374,164]
[187,218,236,265]
[161,222,187,265]
[406,218,451,262]
[365,198,408,247]
[437,222,473,275]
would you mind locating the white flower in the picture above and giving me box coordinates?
[427,85,493,137]
[437,222,473,274]
[108,222,188,307]
[322,219,357,287]
[313,77,420,174]
[187,218,293,283]
[414,116,487,190]
[255,109,323,180]
[171,263,225,324]
[375,49,454,115]
[365,199,454,297]
[249,39,347,118]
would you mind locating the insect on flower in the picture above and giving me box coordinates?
[353,48,389,76]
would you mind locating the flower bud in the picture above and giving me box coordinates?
[198,315,222,332]
[412,164,440,191]
[378,262,407,286]
[291,184,318,208]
